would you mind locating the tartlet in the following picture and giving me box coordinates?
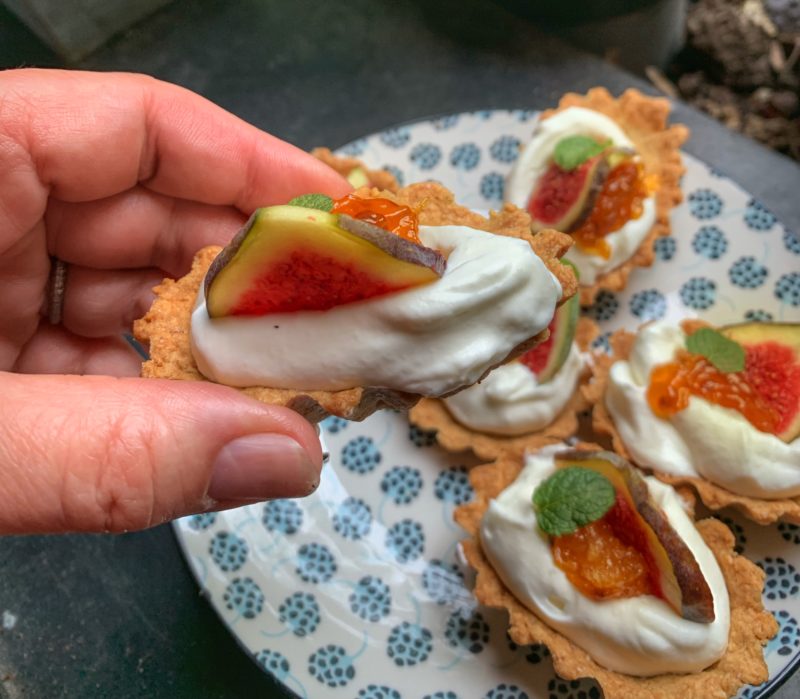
[506,87,688,304]
[455,445,776,699]
[134,183,577,422]
[311,146,400,192]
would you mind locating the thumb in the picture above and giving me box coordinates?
[0,372,323,534]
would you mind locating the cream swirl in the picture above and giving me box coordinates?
[480,445,730,676]
[190,224,562,395]
[506,107,656,284]
[606,321,800,498]
[443,345,583,436]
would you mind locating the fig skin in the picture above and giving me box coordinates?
[555,449,716,623]
[720,321,800,443]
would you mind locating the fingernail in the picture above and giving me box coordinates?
[208,433,320,502]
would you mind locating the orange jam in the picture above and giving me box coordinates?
[552,492,659,601]
[571,159,655,259]
[646,349,781,435]
[332,193,420,243]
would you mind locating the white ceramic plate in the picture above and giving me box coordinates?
[174,110,800,699]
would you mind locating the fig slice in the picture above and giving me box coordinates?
[527,155,608,233]
[554,449,716,623]
[346,166,370,188]
[720,322,800,442]
[204,205,446,317]
[518,262,579,383]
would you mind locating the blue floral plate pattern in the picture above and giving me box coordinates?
[174,110,800,698]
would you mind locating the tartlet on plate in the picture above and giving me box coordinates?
[455,444,776,699]
[589,319,800,524]
[409,315,598,461]
[134,183,577,422]
[506,87,688,305]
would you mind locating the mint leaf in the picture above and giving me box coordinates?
[533,466,616,536]
[686,327,745,373]
[288,193,333,212]
[553,136,611,171]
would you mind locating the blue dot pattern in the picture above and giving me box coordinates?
[744,199,776,231]
[489,135,520,163]
[321,416,348,434]
[224,577,264,619]
[688,188,723,219]
[584,290,619,322]
[262,500,303,535]
[445,610,490,653]
[745,309,774,322]
[779,523,800,545]
[424,693,460,699]
[729,256,768,288]
[340,139,367,156]
[760,557,800,599]
[784,228,800,254]
[349,575,391,622]
[768,611,800,657]
[296,543,337,583]
[692,225,728,259]
[715,516,746,554]
[383,164,405,187]
[210,531,248,572]
[591,332,611,354]
[775,272,800,306]
[432,115,459,130]
[450,143,480,170]
[381,466,423,505]
[547,677,601,698]
[333,497,372,540]
[187,512,217,531]
[434,467,473,505]
[358,685,401,699]
[342,436,382,474]
[485,684,529,699]
[279,592,320,637]
[409,424,438,447]
[255,649,290,680]
[653,236,676,261]
[386,519,425,563]
[480,172,504,201]
[308,645,355,687]
[410,143,442,170]
[380,128,411,148]
[680,277,716,310]
[629,289,666,321]
[423,559,466,604]
[386,621,433,667]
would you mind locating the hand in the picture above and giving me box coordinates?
[0,68,351,534]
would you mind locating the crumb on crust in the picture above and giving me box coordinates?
[540,88,689,305]
[133,182,577,422]
[455,448,776,699]
[589,325,800,524]
[409,317,599,461]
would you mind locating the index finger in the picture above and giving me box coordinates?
[1,68,351,211]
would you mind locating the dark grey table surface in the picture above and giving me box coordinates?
[1,1,798,697]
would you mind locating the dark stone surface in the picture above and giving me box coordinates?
[0,1,798,697]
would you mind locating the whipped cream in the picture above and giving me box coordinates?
[191,225,562,395]
[506,107,656,284]
[606,321,800,498]
[480,445,730,676]
[443,344,583,436]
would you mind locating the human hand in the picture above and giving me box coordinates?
[0,68,351,534]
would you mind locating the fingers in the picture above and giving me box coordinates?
[1,68,350,214]
[0,372,323,534]
[46,187,245,275]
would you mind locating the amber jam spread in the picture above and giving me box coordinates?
[332,194,421,243]
[571,159,655,259]
[552,491,663,602]
[646,348,782,435]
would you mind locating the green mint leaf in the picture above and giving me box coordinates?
[685,327,745,373]
[532,466,616,536]
[553,136,611,171]
[287,193,334,212]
